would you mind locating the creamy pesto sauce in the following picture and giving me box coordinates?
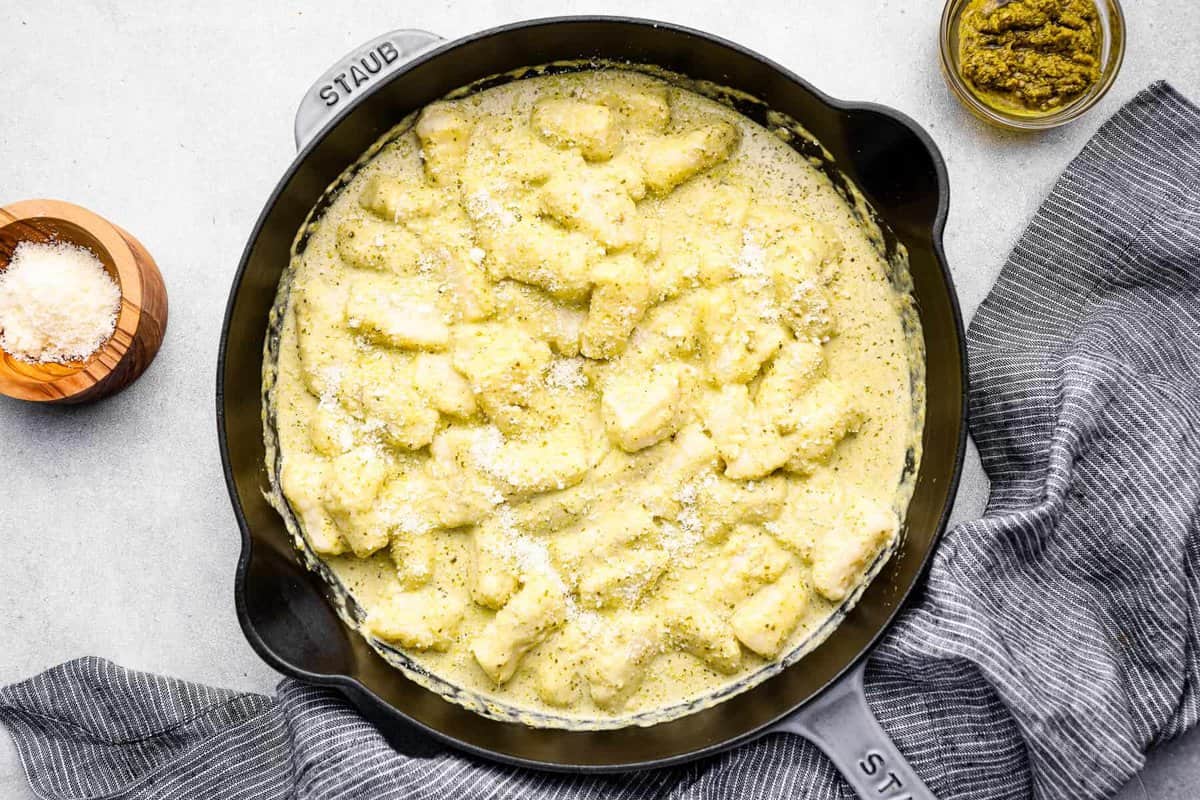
[266,69,924,727]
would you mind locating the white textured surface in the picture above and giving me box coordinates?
[0,2,1197,797]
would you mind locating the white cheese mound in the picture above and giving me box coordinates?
[0,241,121,363]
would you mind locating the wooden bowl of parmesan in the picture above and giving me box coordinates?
[0,199,167,403]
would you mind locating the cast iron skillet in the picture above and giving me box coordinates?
[217,17,967,798]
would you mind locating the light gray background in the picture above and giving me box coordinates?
[0,2,1196,797]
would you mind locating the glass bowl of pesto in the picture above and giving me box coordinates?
[940,0,1125,131]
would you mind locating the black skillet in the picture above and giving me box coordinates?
[217,17,967,799]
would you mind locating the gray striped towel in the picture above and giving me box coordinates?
[3,81,1199,800]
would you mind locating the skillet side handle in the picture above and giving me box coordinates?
[294,29,445,150]
[772,660,939,800]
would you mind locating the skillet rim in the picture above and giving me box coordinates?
[216,14,968,772]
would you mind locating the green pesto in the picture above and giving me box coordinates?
[959,0,1102,114]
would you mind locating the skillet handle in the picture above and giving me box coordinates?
[294,29,445,150]
[771,660,938,800]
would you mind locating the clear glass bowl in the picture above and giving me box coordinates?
[939,0,1126,131]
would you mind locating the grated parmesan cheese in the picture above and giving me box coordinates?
[466,186,518,230]
[469,425,506,474]
[674,471,717,539]
[733,233,767,279]
[0,241,121,363]
[490,502,571,606]
[569,602,605,633]
[734,231,784,323]
[545,357,588,389]
[416,252,439,274]
[317,366,344,407]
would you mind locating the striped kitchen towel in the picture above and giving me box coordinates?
[3,81,1199,800]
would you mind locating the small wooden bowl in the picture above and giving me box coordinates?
[0,199,168,403]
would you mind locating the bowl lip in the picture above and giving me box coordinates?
[0,198,144,402]
[938,0,1127,131]
[217,14,968,772]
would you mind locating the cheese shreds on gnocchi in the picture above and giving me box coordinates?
[266,69,924,725]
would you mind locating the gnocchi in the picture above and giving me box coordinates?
[269,70,921,724]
